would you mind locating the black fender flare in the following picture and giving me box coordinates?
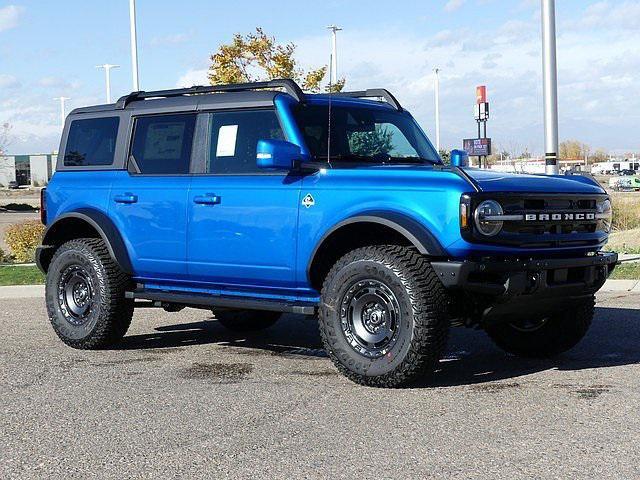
[307,211,446,277]
[39,209,133,274]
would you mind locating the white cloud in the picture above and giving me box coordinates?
[0,74,19,88]
[176,68,208,87]
[444,0,465,13]
[150,33,190,47]
[0,5,23,32]
[38,76,81,90]
[579,1,640,30]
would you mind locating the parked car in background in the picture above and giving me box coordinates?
[619,169,636,176]
[7,180,19,189]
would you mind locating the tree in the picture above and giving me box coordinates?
[591,149,608,163]
[439,149,450,165]
[559,140,590,161]
[348,127,393,157]
[208,28,345,92]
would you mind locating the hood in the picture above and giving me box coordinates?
[461,168,605,194]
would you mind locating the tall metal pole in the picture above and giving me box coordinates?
[54,97,70,130]
[129,0,140,91]
[434,68,441,152]
[542,0,559,175]
[327,25,342,84]
[96,64,120,103]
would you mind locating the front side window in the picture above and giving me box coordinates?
[130,114,196,174]
[293,104,440,165]
[64,117,119,167]
[207,110,285,174]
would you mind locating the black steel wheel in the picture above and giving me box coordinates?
[339,279,402,359]
[45,238,133,349]
[319,245,450,388]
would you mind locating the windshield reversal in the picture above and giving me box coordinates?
[292,103,441,165]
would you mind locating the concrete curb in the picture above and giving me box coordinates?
[0,285,44,299]
[1,280,639,299]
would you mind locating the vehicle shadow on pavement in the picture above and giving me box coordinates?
[428,305,640,388]
[114,306,640,387]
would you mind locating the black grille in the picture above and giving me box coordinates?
[465,193,608,248]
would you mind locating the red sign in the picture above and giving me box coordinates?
[476,85,487,104]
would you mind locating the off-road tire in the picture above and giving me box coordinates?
[485,296,595,358]
[318,245,450,388]
[45,238,134,349]
[213,310,281,332]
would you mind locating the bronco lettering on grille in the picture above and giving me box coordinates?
[524,212,596,221]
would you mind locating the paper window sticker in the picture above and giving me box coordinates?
[216,124,238,157]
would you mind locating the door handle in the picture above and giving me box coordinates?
[193,194,221,205]
[114,194,138,204]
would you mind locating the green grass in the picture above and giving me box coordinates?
[610,263,640,280]
[0,262,637,286]
[0,265,45,286]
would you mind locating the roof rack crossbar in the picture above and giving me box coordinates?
[115,79,305,109]
[333,89,403,111]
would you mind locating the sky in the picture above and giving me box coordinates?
[0,0,638,155]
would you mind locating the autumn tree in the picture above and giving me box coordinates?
[208,28,345,93]
[559,140,590,161]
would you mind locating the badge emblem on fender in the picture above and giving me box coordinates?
[302,193,315,208]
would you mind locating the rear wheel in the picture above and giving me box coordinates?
[45,238,134,349]
[318,245,450,388]
[213,310,281,332]
[485,296,594,358]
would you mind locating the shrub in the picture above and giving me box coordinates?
[4,220,44,263]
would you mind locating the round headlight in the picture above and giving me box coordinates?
[596,199,612,233]
[474,200,504,236]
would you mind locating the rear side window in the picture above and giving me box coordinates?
[64,117,119,167]
[130,114,196,174]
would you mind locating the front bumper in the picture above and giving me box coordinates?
[431,252,618,322]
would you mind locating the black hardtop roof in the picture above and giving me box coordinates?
[69,78,403,116]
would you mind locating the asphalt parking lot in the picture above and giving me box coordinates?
[2,291,640,479]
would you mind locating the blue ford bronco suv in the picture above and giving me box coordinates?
[37,79,617,387]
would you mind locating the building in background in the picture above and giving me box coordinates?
[0,154,56,187]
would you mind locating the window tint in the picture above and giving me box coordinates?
[208,110,284,174]
[131,114,196,174]
[64,117,119,167]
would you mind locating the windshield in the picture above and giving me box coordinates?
[292,103,441,165]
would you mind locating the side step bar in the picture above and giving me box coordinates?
[126,289,316,315]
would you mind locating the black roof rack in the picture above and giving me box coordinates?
[115,78,305,109]
[332,89,403,111]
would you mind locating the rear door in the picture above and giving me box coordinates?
[108,113,196,281]
[187,109,302,290]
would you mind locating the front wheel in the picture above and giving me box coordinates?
[318,245,450,388]
[485,296,594,358]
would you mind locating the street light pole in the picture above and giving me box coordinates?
[542,0,559,175]
[54,97,70,130]
[434,68,441,152]
[96,64,120,103]
[326,25,342,84]
[129,0,140,91]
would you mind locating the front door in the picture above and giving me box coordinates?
[109,113,196,281]
[187,109,301,291]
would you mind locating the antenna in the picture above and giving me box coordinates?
[327,54,333,168]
